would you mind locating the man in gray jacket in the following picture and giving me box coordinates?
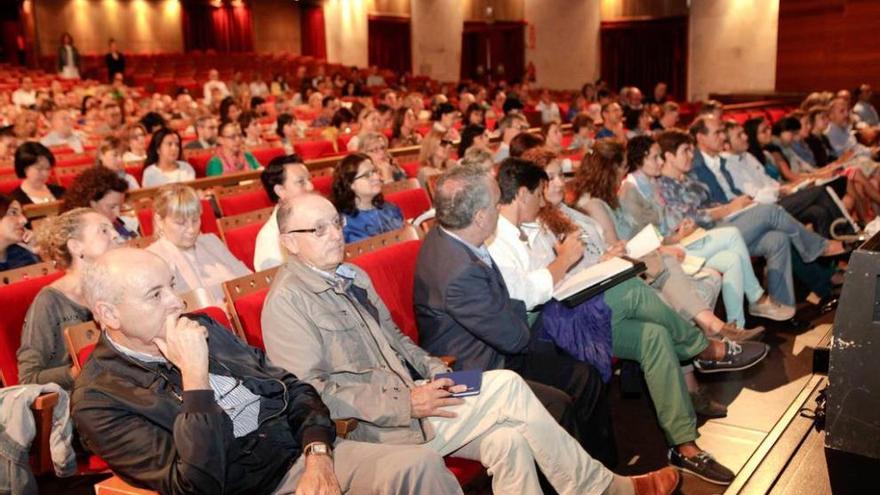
[261,193,679,495]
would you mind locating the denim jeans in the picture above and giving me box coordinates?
[684,226,765,326]
[721,203,828,306]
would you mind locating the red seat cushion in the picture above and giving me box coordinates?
[77,344,96,369]
[294,140,336,160]
[223,222,263,271]
[217,190,273,217]
[400,161,420,179]
[0,272,64,385]
[0,177,22,195]
[349,240,422,340]
[187,153,214,178]
[232,289,270,350]
[194,306,232,329]
[250,146,285,165]
[312,175,333,198]
[385,188,432,221]
[444,457,485,486]
[137,199,218,237]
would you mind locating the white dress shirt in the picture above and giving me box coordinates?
[721,151,780,202]
[487,215,554,311]
[699,150,736,201]
[253,206,286,271]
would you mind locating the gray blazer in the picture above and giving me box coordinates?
[261,259,449,445]
[413,227,531,372]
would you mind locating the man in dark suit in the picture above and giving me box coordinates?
[413,166,616,465]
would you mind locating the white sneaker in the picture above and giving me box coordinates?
[749,299,796,321]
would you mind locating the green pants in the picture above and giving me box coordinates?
[604,278,709,446]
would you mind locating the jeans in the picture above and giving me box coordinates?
[722,203,828,306]
[684,226,765,326]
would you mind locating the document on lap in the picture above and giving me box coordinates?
[626,224,663,259]
[553,256,642,304]
[434,370,483,398]
[722,201,759,221]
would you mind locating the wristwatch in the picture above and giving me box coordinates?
[304,442,333,459]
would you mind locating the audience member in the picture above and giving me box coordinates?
[206,121,260,176]
[142,128,196,187]
[61,165,138,240]
[261,193,680,495]
[147,184,250,305]
[493,113,529,162]
[457,124,489,157]
[417,130,456,188]
[18,208,118,389]
[11,141,65,206]
[202,69,230,105]
[104,38,125,83]
[96,136,139,189]
[40,109,85,153]
[0,195,39,271]
[184,116,219,150]
[535,89,561,124]
[346,107,382,152]
[595,102,626,142]
[463,102,486,127]
[390,107,423,147]
[12,77,36,109]
[357,132,406,183]
[218,96,242,125]
[541,119,564,153]
[238,111,265,148]
[56,32,81,79]
[431,102,461,142]
[254,155,313,271]
[332,153,404,243]
[569,113,595,152]
[122,124,148,163]
[853,83,878,126]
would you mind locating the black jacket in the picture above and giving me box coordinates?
[413,227,532,371]
[71,313,335,495]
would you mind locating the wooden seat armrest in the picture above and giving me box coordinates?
[334,418,358,438]
[439,356,457,368]
[29,392,60,475]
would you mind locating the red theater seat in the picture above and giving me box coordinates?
[137,199,218,237]
[312,175,333,197]
[294,140,336,160]
[0,271,64,385]
[386,187,432,221]
[216,189,273,217]
[250,146,286,165]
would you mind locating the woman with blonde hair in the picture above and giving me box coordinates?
[146,184,250,306]
[17,208,119,390]
[357,131,406,183]
[346,107,382,152]
[416,130,456,187]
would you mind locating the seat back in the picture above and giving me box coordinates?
[349,240,423,341]
[249,146,285,166]
[344,224,420,259]
[223,267,280,349]
[1,261,58,285]
[217,207,274,270]
[381,178,420,195]
[312,175,333,197]
[0,271,64,385]
[385,187,432,221]
[294,140,336,159]
[215,183,273,216]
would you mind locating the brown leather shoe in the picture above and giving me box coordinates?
[718,323,765,342]
[630,466,681,495]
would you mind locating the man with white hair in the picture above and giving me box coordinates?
[203,68,230,105]
[261,193,680,495]
[72,248,459,494]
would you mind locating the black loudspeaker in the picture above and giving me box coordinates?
[826,232,880,460]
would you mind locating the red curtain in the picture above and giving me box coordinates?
[368,16,411,73]
[182,1,254,53]
[301,4,326,60]
[600,17,688,100]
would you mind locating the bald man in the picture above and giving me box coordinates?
[72,248,459,495]
[260,194,679,495]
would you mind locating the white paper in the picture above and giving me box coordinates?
[680,255,706,276]
[679,228,708,247]
[626,224,663,259]
[553,257,633,301]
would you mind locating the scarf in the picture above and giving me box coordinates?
[217,149,248,174]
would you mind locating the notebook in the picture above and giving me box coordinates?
[626,224,663,259]
[434,369,483,398]
[553,256,647,307]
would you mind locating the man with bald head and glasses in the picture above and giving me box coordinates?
[72,247,461,495]
[260,193,679,495]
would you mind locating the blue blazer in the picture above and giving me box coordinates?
[689,150,742,204]
[413,228,531,371]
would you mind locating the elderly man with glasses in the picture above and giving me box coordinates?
[260,192,680,495]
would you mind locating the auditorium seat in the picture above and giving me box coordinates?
[385,187,432,221]
[136,198,219,237]
[348,240,486,486]
[312,174,333,197]
[400,161,420,178]
[0,176,22,195]
[217,207,274,270]
[294,140,336,160]
[186,151,214,178]
[250,146,286,165]
[223,267,280,349]
[0,271,64,386]
[215,184,273,216]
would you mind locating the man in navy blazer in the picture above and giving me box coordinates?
[414,166,616,465]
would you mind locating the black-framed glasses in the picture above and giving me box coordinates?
[286,215,345,237]
[440,139,454,147]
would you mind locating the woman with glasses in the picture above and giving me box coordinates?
[147,184,251,306]
[11,141,65,206]
[332,153,404,243]
[0,194,39,271]
[417,130,456,188]
[61,165,139,241]
[122,123,148,163]
[458,124,490,158]
[206,121,261,176]
[357,132,406,183]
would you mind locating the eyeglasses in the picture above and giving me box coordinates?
[354,168,380,181]
[221,133,243,140]
[286,215,345,237]
[440,140,454,147]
